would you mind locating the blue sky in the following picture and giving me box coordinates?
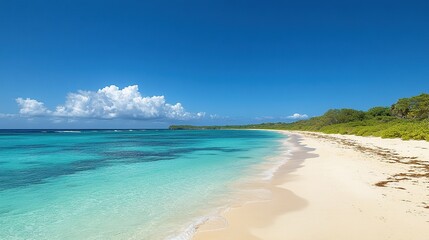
[1,0,428,128]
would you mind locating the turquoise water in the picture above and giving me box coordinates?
[0,130,283,240]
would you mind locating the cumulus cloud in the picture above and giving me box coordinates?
[15,85,204,121]
[16,98,50,116]
[286,113,309,119]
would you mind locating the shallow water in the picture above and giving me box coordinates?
[0,129,284,240]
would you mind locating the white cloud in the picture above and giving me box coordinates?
[16,98,50,116]
[209,114,221,119]
[286,113,309,119]
[16,85,204,121]
[0,113,16,118]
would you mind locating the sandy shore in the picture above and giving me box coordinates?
[193,131,429,240]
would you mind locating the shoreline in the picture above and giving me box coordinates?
[169,130,297,240]
[192,131,314,239]
[193,130,429,240]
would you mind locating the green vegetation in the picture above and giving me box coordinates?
[169,93,429,141]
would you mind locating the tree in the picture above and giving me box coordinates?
[408,94,429,119]
[391,94,429,119]
[391,97,411,118]
[367,106,391,117]
[322,109,366,124]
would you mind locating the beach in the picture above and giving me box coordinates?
[193,131,429,240]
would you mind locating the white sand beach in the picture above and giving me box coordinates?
[194,131,429,240]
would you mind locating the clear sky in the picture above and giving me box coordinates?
[1,0,428,128]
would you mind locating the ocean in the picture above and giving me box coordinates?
[0,129,286,240]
